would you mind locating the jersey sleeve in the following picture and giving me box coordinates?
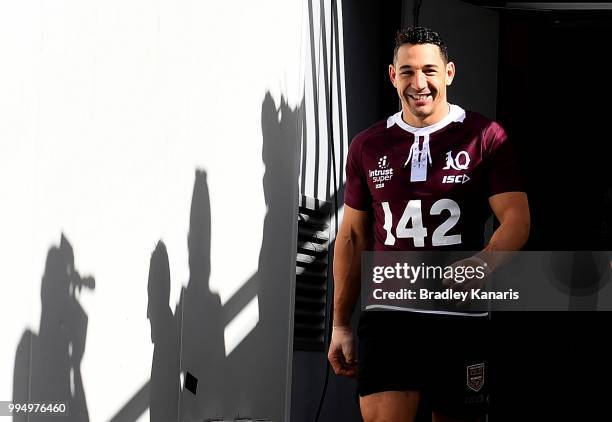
[344,137,372,211]
[484,122,526,197]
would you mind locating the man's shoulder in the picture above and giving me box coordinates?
[350,118,392,148]
[462,110,507,138]
[461,110,514,158]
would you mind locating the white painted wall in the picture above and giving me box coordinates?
[0,0,347,420]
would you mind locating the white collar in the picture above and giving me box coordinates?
[386,104,466,136]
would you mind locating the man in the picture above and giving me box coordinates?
[328,27,530,422]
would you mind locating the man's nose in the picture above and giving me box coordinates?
[411,71,427,90]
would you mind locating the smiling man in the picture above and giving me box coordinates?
[392,33,451,126]
[328,27,530,422]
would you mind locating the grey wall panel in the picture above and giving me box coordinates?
[404,0,500,119]
[178,95,301,422]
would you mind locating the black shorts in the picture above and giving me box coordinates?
[357,310,490,419]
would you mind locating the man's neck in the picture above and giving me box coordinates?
[401,102,451,128]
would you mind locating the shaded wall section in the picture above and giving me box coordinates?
[291,1,402,421]
[343,0,404,140]
[177,94,301,422]
[403,0,499,119]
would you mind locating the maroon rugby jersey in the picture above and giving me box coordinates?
[345,104,524,251]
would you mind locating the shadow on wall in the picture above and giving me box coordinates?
[218,92,302,420]
[115,89,302,421]
[147,241,181,422]
[13,234,94,422]
[178,169,226,421]
[108,170,222,422]
[176,93,302,420]
[82,91,302,421]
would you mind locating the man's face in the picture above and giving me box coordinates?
[389,43,455,124]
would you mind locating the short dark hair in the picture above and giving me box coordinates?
[393,26,449,64]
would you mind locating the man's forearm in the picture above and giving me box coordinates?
[485,218,530,252]
[478,218,530,270]
[332,232,367,326]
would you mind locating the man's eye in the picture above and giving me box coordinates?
[425,71,436,75]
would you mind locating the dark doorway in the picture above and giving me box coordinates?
[497,9,612,250]
[491,9,612,421]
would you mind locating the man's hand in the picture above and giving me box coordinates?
[442,256,491,309]
[328,325,357,377]
[442,256,491,292]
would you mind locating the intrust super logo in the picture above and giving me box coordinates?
[369,155,393,189]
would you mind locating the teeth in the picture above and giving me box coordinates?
[410,94,430,100]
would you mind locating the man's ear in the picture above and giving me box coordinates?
[446,61,455,86]
[389,64,397,88]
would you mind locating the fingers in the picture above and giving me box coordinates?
[328,347,358,372]
[328,340,358,377]
[329,355,358,377]
[344,347,356,365]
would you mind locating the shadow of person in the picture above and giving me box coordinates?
[147,241,180,422]
[13,234,94,422]
[221,93,302,421]
[177,169,226,421]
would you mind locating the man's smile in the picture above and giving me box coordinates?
[408,93,432,100]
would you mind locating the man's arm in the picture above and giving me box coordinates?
[445,191,530,293]
[328,205,369,377]
[333,205,370,326]
[477,191,530,269]
[485,191,530,251]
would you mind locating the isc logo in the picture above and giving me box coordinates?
[442,174,470,184]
